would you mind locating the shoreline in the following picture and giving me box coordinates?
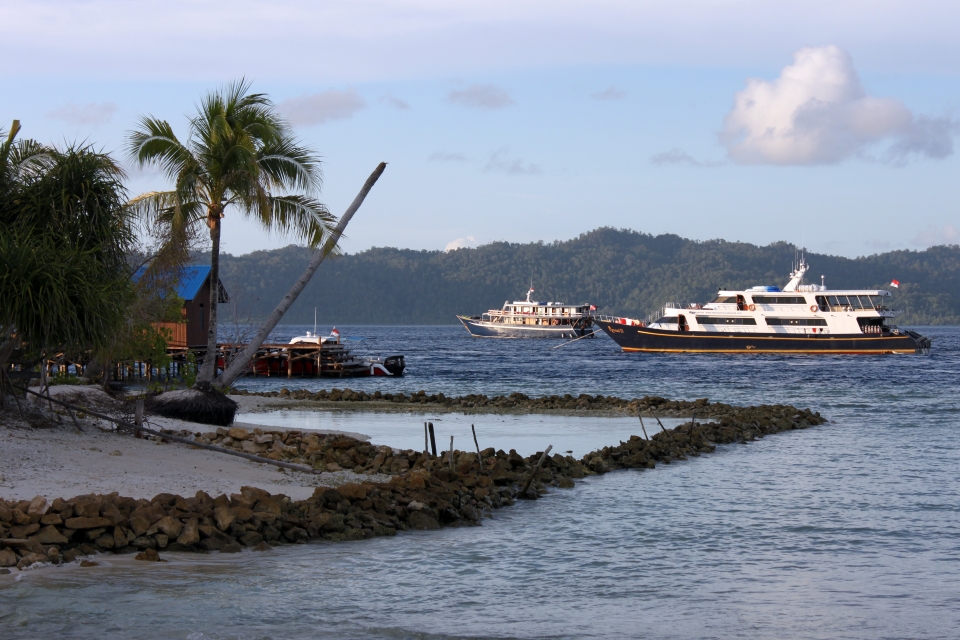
[1,386,826,575]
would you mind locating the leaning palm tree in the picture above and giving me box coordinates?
[126,80,338,389]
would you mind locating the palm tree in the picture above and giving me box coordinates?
[126,80,338,388]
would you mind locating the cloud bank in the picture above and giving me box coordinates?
[47,102,117,125]
[448,84,515,109]
[278,89,366,126]
[721,46,953,165]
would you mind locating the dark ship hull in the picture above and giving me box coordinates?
[595,319,930,354]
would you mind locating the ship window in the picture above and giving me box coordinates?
[711,296,739,304]
[696,316,758,325]
[654,316,679,324]
[750,296,808,305]
[765,318,828,326]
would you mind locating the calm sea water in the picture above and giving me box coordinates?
[3,325,959,639]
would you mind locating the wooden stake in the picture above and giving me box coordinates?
[471,424,483,468]
[135,398,144,439]
[428,422,437,457]
[424,421,429,455]
[520,445,553,498]
[448,435,455,469]
[650,408,667,433]
[638,414,649,440]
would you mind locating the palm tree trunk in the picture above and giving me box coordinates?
[196,216,222,386]
[215,162,386,388]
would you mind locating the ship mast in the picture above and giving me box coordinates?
[783,249,808,292]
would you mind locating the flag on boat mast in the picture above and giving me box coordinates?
[890,280,900,288]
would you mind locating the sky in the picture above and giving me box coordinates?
[3,0,959,259]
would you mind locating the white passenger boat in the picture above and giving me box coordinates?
[457,288,596,338]
[594,257,931,354]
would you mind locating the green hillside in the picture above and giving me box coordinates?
[207,228,960,325]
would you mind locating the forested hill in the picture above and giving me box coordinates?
[207,228,960,325]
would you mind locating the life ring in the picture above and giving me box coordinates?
[810,305,818,312]
[747,304,756,312]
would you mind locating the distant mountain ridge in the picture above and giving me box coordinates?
[205,228,960,325]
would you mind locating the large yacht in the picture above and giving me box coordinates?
[594,257,931,354]
[458,287,596,338]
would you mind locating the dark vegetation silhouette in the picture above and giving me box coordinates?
[208,228,960,326]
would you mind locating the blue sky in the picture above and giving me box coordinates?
[3,1,959,258]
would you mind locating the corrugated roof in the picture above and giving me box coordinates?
[132,265,215,301]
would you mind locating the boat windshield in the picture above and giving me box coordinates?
[825,295,886,309]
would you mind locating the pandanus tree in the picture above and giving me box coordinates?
[0,121,134,379]
[126,80,339,388]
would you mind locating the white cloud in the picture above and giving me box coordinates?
[650,148,721,167]
[47,101,117,125]
[445,236,478,251]
[429,151,468,162]
[911,223,959,248]
[448,84,515,109]
[278,89,366,126]
[721,46,953,165]
[380,95,410,110]
[592,86,626,100]
[484,148,540,175]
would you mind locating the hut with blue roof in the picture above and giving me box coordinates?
[133,265,229,349]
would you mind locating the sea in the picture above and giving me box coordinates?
[3,325,959,639]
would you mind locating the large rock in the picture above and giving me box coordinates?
[338,483,368,501]
[241,440,266,454]
[32,525,69,545]
[26,496,47,517]
[40,513,63,526]
[213,506,235,531]
[17,553,49,570]
[406,511,440,530]
[73,501,100,518]
[155,516,184,538]
[0,549,16,567]
[238,531,263,547]
[146,387,238,427]
[228,427,250,441]
[177,519,199,547]
[3,538,45,555]
[11,523,39,538]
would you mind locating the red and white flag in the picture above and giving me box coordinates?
[589,305,597,311]
[890,280,900,288]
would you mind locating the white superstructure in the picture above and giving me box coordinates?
[641,258,899,335]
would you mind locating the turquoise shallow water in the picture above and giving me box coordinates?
[2,326,959,639]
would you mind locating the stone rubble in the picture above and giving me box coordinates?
[236,389,756,417]
[0,401,825,571]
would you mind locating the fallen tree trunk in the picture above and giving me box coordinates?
[215,162,386,388]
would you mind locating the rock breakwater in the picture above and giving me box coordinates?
[237,388,758,417]
[1,403,824,572]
